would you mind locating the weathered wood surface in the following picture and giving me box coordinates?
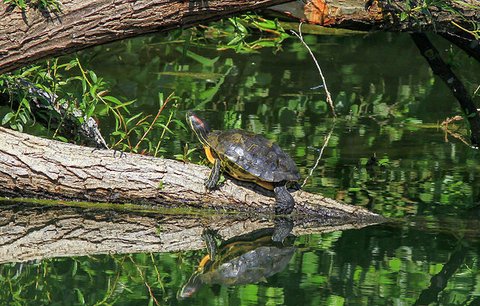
[0,203,380,264]
[0,0,291,74]
[0,127,384,223]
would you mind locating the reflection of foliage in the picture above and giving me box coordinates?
[1,226,479,306]
[199,14,289,54]
[0,253,185,305]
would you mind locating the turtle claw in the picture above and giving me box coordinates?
[204,178,217,190]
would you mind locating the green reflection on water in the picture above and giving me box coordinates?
[2,220,480,305]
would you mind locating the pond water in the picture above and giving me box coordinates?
[2,23,480,305]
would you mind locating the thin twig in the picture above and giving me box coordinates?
[440,115,473,147]
[474,84,480,96]
[290,23,336,117]
[302,123,335,188]
[133,92,174,152]
[130,256,161,306]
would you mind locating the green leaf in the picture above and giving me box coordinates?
[2,112,15,125]
[18,112,28,125]
[103,95,122,105]
[88,70,98,83]
[81,79,87,94]
[75,288,85,304]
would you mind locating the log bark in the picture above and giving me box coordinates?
[0,127,383,223]
[0,0,291,75]
[0,203,379,263]
[2,0,479,76]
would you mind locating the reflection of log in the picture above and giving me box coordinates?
[0,203,380,264]
[0,0,290,74]
[0,127,383,223]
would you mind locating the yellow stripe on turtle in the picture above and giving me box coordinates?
[197,254,211,271]
[203,146,216,164]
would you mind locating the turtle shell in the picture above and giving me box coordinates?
[207,129,300,184]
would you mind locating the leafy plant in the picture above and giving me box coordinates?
[0,58,181,155]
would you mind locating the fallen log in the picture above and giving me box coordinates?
[0,0,291,74]
[268,0,480,39]
[0,202,381,264]
[0,127,383,223]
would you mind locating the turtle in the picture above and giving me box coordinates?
[177,227,296,299]
[186,111,301,214]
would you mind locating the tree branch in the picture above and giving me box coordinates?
[411,33,480,147]
[0,0,291,74]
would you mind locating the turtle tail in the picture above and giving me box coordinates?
[274,182,295,214]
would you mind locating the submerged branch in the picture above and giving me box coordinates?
[0,127,384,223]
[411,33,480,148]
[12,78,108,149]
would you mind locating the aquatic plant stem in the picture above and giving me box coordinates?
[290,23,336,117]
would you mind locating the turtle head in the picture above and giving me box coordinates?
[186,111,211,146]
[177,272,203,300]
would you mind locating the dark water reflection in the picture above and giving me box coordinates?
[2,27,480,304]
[1,212,479,305]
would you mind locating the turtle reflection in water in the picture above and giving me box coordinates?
[178,227,296,299]
[186,111,301,214]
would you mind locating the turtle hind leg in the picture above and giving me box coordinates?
[273,182,295,214]
[205,159,221,189]
[272,216,294,242]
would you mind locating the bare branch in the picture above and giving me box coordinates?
[290,23,336,117]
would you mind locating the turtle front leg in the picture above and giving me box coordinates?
[201,229,220,262]
[205,158,221,189]
[274,182,295,214]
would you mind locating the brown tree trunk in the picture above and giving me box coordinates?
[0,203,378,263]
[2,0,479,75]
[0,0,291,74]
[0,127,383,223]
